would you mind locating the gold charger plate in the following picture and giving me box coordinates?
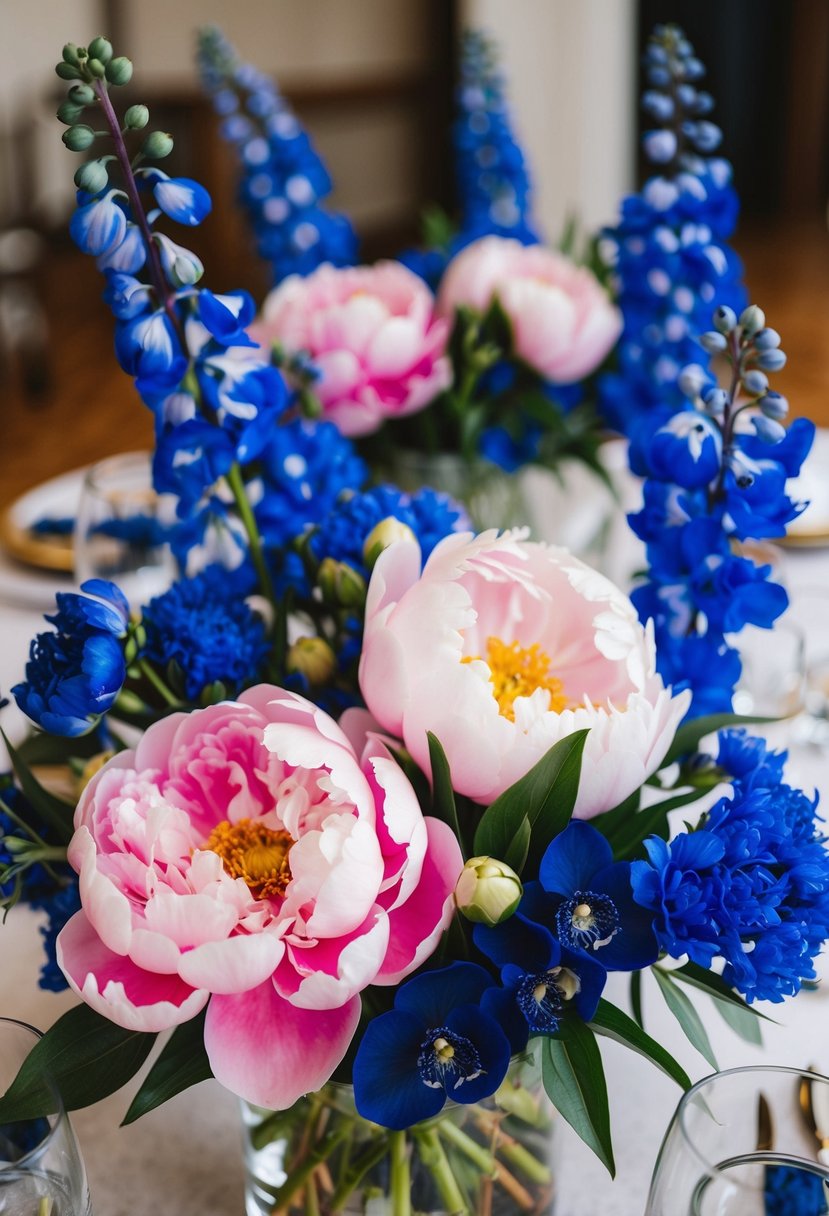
[0,467,86,574]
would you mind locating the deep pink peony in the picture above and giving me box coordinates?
[56,686,461,1109]
[359,530,690,819]
[250,262,452,437]
[437,235,622,382]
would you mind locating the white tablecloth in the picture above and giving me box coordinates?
[1,546,828,1215]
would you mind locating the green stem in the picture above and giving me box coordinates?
[225,461,276,611]
[266,1125,351,1213]
[136,659,181,708]
[329,1135,390,1212]
[413,1127,468,1215]
[438,1122,536,1213]
[389,1130,411,1216]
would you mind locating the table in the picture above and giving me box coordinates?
[1,546,828,1215]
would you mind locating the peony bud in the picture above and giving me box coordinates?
[317,558,367,609]
[286,636,338,687]
[363,517,417,570]
[454,856,523,927]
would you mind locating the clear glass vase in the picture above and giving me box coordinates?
[241,1058,557,1216]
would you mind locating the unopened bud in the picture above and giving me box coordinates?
[57,101,85,125]
[317,558,366,609]
[286,636,337,687]
[87,57,106,79]
[739,305,765,338]
[74,159,109,193]
[125,104,149,130]
[62,43,82,66]
[62,124,96,151]
[56,62,82,81]
[742,369,768,396]
[363,517,417,570]
[88,36,114,64]
[105,56,133,85]
[756,349,787,372]
[758,391,789,421]
[142,130,174,159]
[68,84,96,105]
[454,856,523,927]
[699,331,727,355]
[712,305,736,335]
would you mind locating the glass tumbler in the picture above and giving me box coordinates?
[74,451,177,605]
[646,1066,829,1215]
[0,1017,92,1214]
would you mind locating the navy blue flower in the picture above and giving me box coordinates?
[538,822,658,970]
[13,581,129,736]
[765,1164,828,1216]
[36,879,81,992]
[140,566,269,700]
[474,894,606,1052]
[353,963,511,1130]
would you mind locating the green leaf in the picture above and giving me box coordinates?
[608,787,712,860]
[122,1013,212,1124]
[590,999,691,1091]
[711,996,763,1045]
[473,730,588,872]
[653,968,718,1070]
[661,713,776,768]
[503,816,531,873]
[541,1022,615,1177]
[592,790,640,842]
[427,733,465,859]
[1,729,75,844]
[0,1005,156,1121]
[670,960,774,1025]
[630,970,643,1029]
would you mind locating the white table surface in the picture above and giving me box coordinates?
[1,542,829,1216]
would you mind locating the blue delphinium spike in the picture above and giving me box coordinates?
[599,23,748,435]
[196,26,358,284]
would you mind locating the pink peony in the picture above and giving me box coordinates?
[250,262,452,437]
[359,530,690,819]
[437,235,622,382]
[56,686,461,1109]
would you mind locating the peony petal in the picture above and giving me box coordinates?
[178,931,285,994]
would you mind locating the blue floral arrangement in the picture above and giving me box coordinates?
[0,26,825,1216]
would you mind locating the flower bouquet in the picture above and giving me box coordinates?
[0,22,826,1216]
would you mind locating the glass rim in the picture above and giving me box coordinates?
[0,1016,65,1172]
[675,1063,829,1187]
[82,449,154,493]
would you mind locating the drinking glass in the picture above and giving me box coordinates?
[731,620,806,720]
[646,1066,829,1215]
[0,1017,92,1214]
[74,451,177,605]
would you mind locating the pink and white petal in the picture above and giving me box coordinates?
[364,752,427,901]
[288,817,383,938]
[142,891,238,948]
[178,931,285,994]
[262,725,373,821]
[278,908,390,1009]
[366,316,422,377]
[70,827,135,955]
[313,349,362,404]
[375,818,462,984]
[57,911,207,1033]
[205,984,361,1109]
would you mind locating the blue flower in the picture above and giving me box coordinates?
[764,1164,828,1216]
[353,963,511,1130]
[37,879,81,992]
[716,729,786,791]
[152,176,213,226]
[115,309,187,385]
[69,190,128,256]
[12,581,129,736]
[644,410,722,489]
[98,223,147,274]
[198,290,257,347]
[140,567,269,699]
[538,821,658,970]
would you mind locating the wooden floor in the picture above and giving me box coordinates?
[1,217,828,509]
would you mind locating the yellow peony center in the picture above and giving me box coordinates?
[204,818,293,900]
[462,636,568,721]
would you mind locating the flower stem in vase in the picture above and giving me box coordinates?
[438,1121,535,1213]
[389,1129,412,1216]
[414,1125,470,1215]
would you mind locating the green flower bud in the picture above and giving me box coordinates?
[62,43,82,66]
[286,636,338,687]
[88,36,114,64]
[363,517,417,571]
[87,57,107,79]
[317,557,367,609]
[125,104,149,130]
[74,159,109,193]
[739,305,766,338]
[62,124,96,151]
[56,62,82,81]
[68,83,96,105]
[142,130,174,159]
[57,100,85,125]
[105,56,133,85]
[455,856,523,926]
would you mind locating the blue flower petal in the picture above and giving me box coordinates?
[443,1005,511,1105]
[540,822,613,898]
[394,962,496,1027]
[153,177,212,226]
[353,1009,444,1130]
[474,910,558,973]
[481,982,530,1055]
[69,192,127,256]
[589,862,659,971]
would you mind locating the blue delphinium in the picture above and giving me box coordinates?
[599,23,747,436]
[196,26,357,285]
[13,580,129,736]
[141,565,269,700]
[631,731,829,1003]
[629,305,813,715]
[36,880,82,992]
[353,963,511,1130]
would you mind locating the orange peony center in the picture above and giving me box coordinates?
[462,636,569,721]
[204,818,293,900]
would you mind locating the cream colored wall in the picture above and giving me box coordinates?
[462,0,637,239]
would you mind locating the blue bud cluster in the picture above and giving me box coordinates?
[629,305,815,715]
[197,26,358,285]
[599,23,747,435]
[400,28,539,288]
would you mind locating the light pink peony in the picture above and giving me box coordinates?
[250,262,452,437]
[56,686,461,1109]
[437,235,622,382]
[359,530,690,819]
